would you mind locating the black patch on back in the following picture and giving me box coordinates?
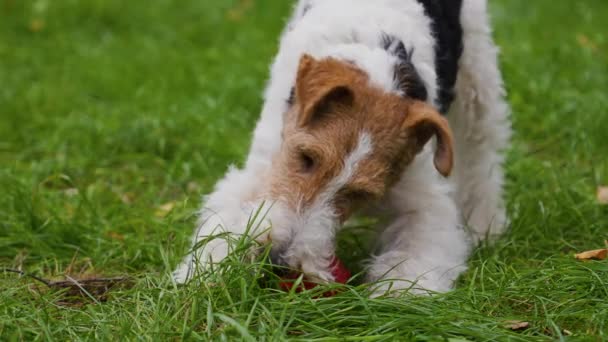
[382,34,428,102]
[416,0,464,113]
[287,87,295,106]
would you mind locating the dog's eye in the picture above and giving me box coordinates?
[299,152,316,173]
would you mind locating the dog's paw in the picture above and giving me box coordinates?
[172,239,230,283]
[366,252,466,297]
[173,255,194,284]
[367,273,452,297]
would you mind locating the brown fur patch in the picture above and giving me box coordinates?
[269,54,453,222]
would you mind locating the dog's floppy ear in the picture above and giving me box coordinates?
[403,101,454,177]
[295,54,354,127]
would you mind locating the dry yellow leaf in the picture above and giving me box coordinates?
[504,320,530,331]
[597,186,608,205]
[64,188,79,197]
[576,34,598,51]
[227,0,253,21]
[574,248,607,261]
[29,19,45,32]
[106,231,125,241]
[187,181,201,194]
[119,192,135,205]
[155,202,176,218]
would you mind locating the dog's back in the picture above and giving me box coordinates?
[286,0,464,114]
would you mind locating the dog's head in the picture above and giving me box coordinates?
[265,54,453,280]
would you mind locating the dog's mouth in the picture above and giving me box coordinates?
[266,236,340,281]
[268,247,291,276]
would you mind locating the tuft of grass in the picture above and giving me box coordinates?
[1,0,607,340]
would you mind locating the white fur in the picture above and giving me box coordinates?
[174,0,511,295]
[448,0,511,241]
[277,132,373,281]
[174,132,373,283]
[367,146,470,294]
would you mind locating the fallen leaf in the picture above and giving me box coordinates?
[597,186,608,205]
[64,188,79,197]
[106,231,125,241]
[155,201,175,218]
[42,276,133,306]
[563,329,573,336]
[187,181,201,194]
[120,192,135,204]
[504,320,530,331]
[227,0,253,21]
[576,34,598,51]
[575,248,607,261]
[29,18,45,32]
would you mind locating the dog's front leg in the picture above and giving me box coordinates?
[367,149,471,295]
[173,166,270,283]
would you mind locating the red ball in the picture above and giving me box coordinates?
[278,257,350,295]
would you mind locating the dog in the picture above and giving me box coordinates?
[174,0,511,294]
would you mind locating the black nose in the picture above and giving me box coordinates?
[269,248,286,266]
[269,249,290,276]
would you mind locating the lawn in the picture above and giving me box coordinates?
[1,0,607,340]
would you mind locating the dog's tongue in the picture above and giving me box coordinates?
[278,256,350,295]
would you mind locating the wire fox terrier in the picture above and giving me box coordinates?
[174,0,511,294]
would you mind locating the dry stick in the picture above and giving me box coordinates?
[3,268,134,305]
[2,268,131,288]
[1,268,51,286]
[65,274,101,305]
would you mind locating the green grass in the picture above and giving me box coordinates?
[1,0,607,340]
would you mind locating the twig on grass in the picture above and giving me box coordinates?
[1,268,51,286]
[1,268,133,305]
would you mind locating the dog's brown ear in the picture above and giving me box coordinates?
[403,101,454,177]
[295,54,354,127]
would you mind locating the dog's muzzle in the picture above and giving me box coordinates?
[269,247,290,276]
